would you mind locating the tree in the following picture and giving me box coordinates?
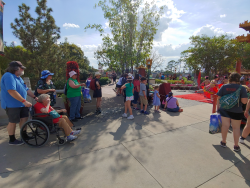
[150,49,165,71]
[10,0,60,79]
[85,0,166,72]
[165,60,175,73]
[181,35,243,76]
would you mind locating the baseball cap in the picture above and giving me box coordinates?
[9,61,26,69]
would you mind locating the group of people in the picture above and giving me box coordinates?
[160,74,192,81]
[115,73,183,120]
[0,61,103,145]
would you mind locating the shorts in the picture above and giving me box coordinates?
[167,106,180,112]
[93,89,102,98]
[6,107,29,123]
[113,77,116,82]
[219,109,243,120]
[140,96,148,105]
[116,84,122,88]
[126,96,134,101]
[132,91,139,104]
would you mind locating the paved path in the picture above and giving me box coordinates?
[0,85,250,188]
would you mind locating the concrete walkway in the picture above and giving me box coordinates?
[0,85,250,188]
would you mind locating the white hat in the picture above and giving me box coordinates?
[69,71,77,78]
[128,73,132,76]
[95,72,101,76]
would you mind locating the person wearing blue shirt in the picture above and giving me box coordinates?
[1,61,38,146]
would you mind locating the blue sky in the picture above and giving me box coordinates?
[2,0,250,69]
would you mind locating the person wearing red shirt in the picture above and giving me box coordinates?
[34,94,81,141]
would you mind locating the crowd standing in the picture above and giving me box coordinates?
[1,61,250,150]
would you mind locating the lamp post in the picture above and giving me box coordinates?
[146,59,152,88]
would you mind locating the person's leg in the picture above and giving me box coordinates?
[128,100,133,115]
[61,115,74,128]
[124,100,128,114]
[75,96,82,118]
[68,97,77,120]
[242,116,250,138]
[157,105,159,111]
[140,97,143,110]
[231,119,242,146]
[58,118,73,136]
[221,116,231,144]
[144,104,147,112]
[98,97,102,109]
[7,123,17,136]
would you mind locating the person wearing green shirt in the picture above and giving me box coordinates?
[121,77,134,120]
[67,71,86,122]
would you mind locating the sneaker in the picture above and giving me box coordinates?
[122,113,128,118]
[67,135,77,142]
[220,141,227,148]
[133,107,140,110]
[239,137,245,144]
[155,110,161,113]
[9,139,24,146]
[127,115,134,120]
[140,110,144,113]
[144,111,150,115]
[234,145,241,152]
[71,130,81,135]
[22,134,35,141]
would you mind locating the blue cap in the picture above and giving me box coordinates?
[41,70,54,79]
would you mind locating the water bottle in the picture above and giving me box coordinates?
[53,91,57,100]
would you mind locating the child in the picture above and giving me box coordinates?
[139,77,149,115]
[86,74,93,88]
[121,77,134,119]
[153,86,161,113]
[93,72,102,114]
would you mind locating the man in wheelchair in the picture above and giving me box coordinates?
[34,94,81,141]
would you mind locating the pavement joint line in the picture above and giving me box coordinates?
[196,155,250,188]
[121,142,164,188]
[225,169,250,182]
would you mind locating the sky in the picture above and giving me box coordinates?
[2,0,250,70]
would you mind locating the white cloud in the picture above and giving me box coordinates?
[104,22,109,29]
[193,24,236,37]
[63,23,80,29]
[220,14,226,18]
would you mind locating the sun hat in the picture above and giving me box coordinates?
[127,77,133,81]
[9,61,26,69]
[41,70,54,79]
[69,70,77,78]
[95,72,101,76]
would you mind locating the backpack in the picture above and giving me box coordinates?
[121,77,126,85]
[64,83,67,95]
[219,85,242,110]
[34,79,46,97]
[89,79,96,90]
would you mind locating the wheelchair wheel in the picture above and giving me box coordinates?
[57,137,67,146]
[20,120,50,147]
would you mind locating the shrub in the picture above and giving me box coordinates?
[54,79,66,89]
[155,79,167,84]
[99,77,110,85]
[155,79,193,84]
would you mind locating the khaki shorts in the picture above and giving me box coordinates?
[140,96,148,105]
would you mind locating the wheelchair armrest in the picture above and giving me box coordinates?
[32,113,51,117]
[53,107,62,110]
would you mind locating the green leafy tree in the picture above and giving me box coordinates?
[181,35,243,76]
[85,0,166,72]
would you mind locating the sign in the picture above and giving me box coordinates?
[0,1,4,56]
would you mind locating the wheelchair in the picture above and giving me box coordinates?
[20,107,67,147]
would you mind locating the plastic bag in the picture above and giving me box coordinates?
[83,88,91,103]
[209,113,222,134]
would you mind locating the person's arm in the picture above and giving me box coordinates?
[40,99,51,113]
[217,96,221,111]
[176,100,179,107]
[121,84,126,90]
[157,92,160,99]
[244,99,250,118]
[69,80,84,89]
[164,101,167,109]
[143,91,146,99]
[96,81,101,89]
[132,88,134,94]
[136,85,139,92]
[27,90,38,101]
[241,98,248,104]
[7,90,32,107]
[37,88,55,94]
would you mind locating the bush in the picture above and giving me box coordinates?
[155,79,193,84]
[54,79,66,89]
[99,77,110,85]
